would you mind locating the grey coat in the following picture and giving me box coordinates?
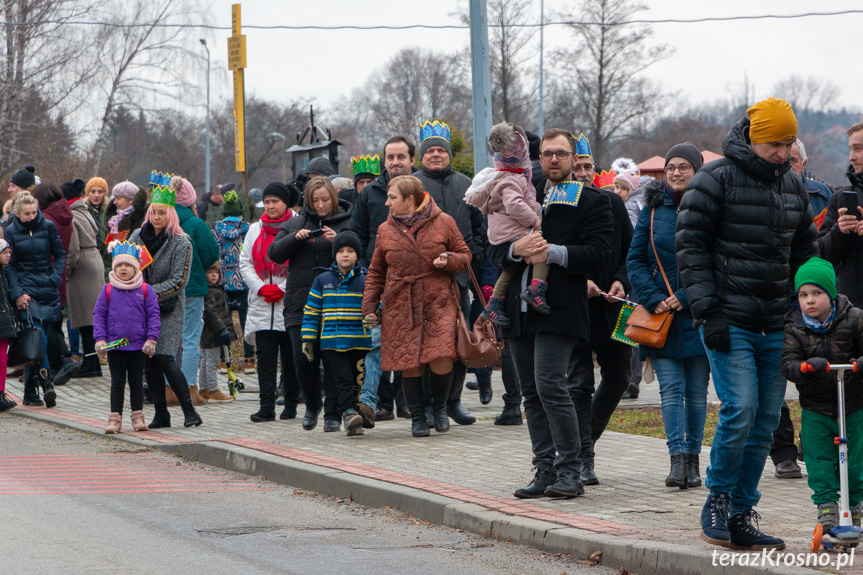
[67,199,105,329]
[129,228,192,355]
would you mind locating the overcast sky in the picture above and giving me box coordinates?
[202,0,863,124]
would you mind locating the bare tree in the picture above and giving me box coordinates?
[89,0,210,173]
[773,74,841,113]
[549,0,671,166]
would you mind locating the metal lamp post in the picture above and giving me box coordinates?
[269,132,287,183]
[200,38,211,197]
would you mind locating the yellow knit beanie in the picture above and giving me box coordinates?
[747,98,797,144]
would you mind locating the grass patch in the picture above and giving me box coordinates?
[608,400,802,446]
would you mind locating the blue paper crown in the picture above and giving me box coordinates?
[573,133,592,158]
[420,120,451,143]
[149,170,177,187]
[111,241,140,261]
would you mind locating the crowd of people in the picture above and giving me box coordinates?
[2,96,863,553]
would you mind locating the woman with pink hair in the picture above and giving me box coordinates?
[128,184,202,429]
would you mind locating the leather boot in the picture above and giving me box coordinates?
[53,355,81,386]
[188,385,206,406]
[666,453,688,489]
[429,370,452,433]
[477,371,492,405]
[686,453,702,488]
[494,403,523,425]
[39,369,56,408]
[22,374,43,406]
[130,410,148,431]
[73,354,103,379]
[181,401,203,428]
[149,402,171,429]
[104,412,122,434]
[165,385,180,407]
[401,376,429,437]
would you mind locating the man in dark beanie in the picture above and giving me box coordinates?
[8,165,36,199]
[416,119,484,426]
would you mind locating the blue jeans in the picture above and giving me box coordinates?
[359,326,381,408]
[653,356,710,455]
[25,319,50,379]
[180,296,204,388]
[66,319,80,355]
[701,325,786,514]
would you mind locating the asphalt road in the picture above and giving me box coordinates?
[0,416,617,575]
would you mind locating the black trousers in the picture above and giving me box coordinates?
[322,349,366,414]
[145,354,190,406]
[108,350,146,413]
[47,320,71,369]
[500,341,521,406]
[567,341,632,464]
[257,330,298,411]
[378,371,396,411]
[77,325,96,357]
[287,326,336,419]
[770,401,798,464]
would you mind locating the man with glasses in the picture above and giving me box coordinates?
[564,133,633,486]
[677,98,816,550]
[488,128,613,499]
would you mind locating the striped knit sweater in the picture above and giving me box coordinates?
[301,263,371,351]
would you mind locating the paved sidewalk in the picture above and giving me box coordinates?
[1,368,843,574]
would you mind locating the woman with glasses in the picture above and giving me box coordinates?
[626,142,710,489]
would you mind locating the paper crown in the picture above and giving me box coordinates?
[573,133,592,158]
[150,185,176,207]
[149,170,179,188]
[420,120,450,143]
[593,170,617,188]
[110,241,153,271]
[351,155,380,177]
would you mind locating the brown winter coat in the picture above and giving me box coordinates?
[362,196,471,371]
[67,198,105,329]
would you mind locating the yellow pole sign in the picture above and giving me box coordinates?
[229,3,246,173]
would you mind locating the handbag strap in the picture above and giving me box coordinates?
[466,263,487,308]
[650,208,674,298]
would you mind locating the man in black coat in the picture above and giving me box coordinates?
[676,98,816,550]
[416,121,485,426]
[564,142,633,487]
[488,128,613,499]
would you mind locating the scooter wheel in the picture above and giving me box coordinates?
[812,522,823,554]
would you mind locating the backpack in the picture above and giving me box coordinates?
[105,283,147,302]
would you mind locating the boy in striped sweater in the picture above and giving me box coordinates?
[301,231,372,436]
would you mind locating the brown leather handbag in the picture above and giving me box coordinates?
[624,208,675,349]
[455,266,502,368]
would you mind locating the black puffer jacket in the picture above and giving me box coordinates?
[780,295,863,418]
[675,117,817,332]
[817,167,863,307]
[0,266,17,340]
[5,211,67,323]
[268,200,352,328]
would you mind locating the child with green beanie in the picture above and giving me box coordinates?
[780,256,863,532]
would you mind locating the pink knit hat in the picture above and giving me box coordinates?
[172,176,197,208]
[613,172,640,194]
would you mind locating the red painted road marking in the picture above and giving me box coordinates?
[0,454,272,495]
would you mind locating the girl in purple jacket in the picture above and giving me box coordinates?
[94,242,160,434]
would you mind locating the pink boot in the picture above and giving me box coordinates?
[105,412,122,434]
[130,410,148,432]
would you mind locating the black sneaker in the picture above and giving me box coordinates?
[250,407,276,423]
[544,470,584,499]
[701,493,731,547]
[0,391,17,412]
[581,461,599,486]
[728,509,785,550]
[514,467,557,499]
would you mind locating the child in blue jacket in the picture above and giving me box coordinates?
[301,231,371,436]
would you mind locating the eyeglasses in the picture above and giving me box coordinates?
[541,150,573,160]
[665,163,693,174]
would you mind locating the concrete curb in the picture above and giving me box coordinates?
[12,408,818,575]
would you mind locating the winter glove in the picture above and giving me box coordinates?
[802,357,829,374]
[95,340,107,359]
[259,284,285,303]
[142,340,157,358]
[702,315,730,353]
[362,312,380,330]
[302,341,315,363]
[218,330,232,347]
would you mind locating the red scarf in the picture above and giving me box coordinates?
[253,211,292,280]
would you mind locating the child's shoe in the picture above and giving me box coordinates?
[851,502,862,528]
[346,427,364,437]
[130,410,148,432]
[480,296,511,328]
[218,361,228,374]
[817,502,839,531]
[207,389,234,402]
[343,409,363,433]
[105,412,122,434]
[520,280,551,314]
[0,391,17,412]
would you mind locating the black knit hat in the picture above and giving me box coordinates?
[332,230,361,259]
[665,142,703,173]
[525,130,541,162]
[11,165,36,189]
[60,178,86,202]
[262,182,299,208]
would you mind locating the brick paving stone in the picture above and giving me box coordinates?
[3,367,837,570]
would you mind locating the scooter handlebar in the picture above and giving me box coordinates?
[801,362,859,373]
[801,361,830,373]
